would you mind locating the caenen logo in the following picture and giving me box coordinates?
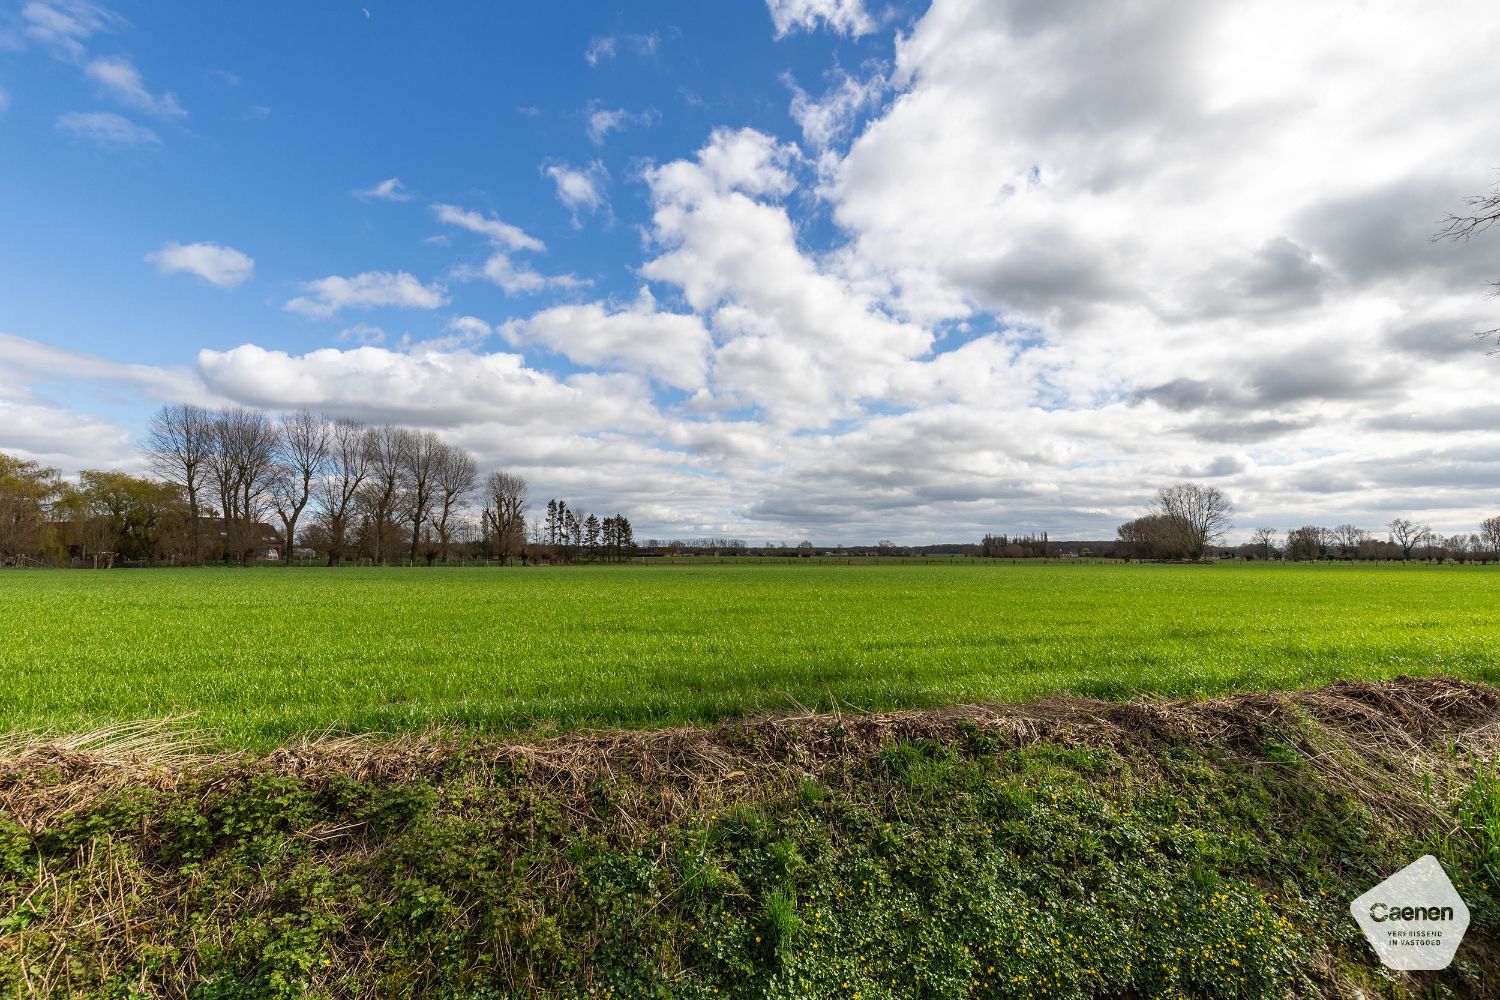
[1368,902,1454,922]
[1350,855,1469,971]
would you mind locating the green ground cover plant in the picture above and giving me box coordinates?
[1,678,1495,998]
[1,562,1497,748]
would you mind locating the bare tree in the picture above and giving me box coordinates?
[364,425,412,565]
[1285,525,1326,562]
[1386,517,1429,561]
[207,408,279,564]
[431,444,477,564]
[144,403,213,562]
[482,471,528,565]
[1249,526,1277,560]
[1150,483,1233,561]
[1436,175,1500,342]
[403,431,445,565]
[311,419,371,566]
[1330,523,1368,558]
[270,410,330,564]
[1439,533,1470,563]
[1482,515,1500,559]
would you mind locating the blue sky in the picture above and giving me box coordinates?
[1,2,908,364]
[3,0,1499,543]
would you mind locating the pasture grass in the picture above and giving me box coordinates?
[1,561,1497,748]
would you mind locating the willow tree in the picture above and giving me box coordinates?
[0,452,61,562]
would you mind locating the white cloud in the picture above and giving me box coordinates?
[587,107,625,144]
[765,0,874,38]
[786,68,884,149]
[285,271,447,318]
[432,201,582,295]
[646,127,798,206]
[431,202,544,251]
[544,161,608,225]
[0,390,136,470]
[586,104,656,145]
[354,176,412,202]
[54,110,158,147]
[760,0,1500,537]
[85,55,184,119]
[194,342,661,434]
[473,253,583,296]
[336,323,385,346]
[0,87,11,114]
[641,128,926,425]
[145,241,254,288]
[583,35,615,65]
[19,0,117,61]
[437,315,492,349]
[583,32,657,66]
[502,289,712,389]
[0,331,206,404]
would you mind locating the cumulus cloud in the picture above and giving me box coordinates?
[145,241,254,288]
[54,110,158,147]
[786,68,884,150]
[418,315,493,351]
[646,127,798,205]
[642,128,927,425]
[0,343,143,471]
[765,0,874,38]
[0,397,135,468]
[85,55,184,119]
[354,176,411,202]
[194,343,661,434]
[285,271,447,318]
[502,290,711,389]
[544,161,608,225]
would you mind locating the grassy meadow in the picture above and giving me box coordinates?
[2,560,1497,747]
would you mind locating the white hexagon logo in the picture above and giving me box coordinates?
[1350,855,1469,970]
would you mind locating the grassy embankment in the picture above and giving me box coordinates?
[1,678,1498,997]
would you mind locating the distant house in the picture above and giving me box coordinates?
[206,518,283,561]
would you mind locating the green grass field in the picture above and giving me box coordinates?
[1,561,1497,747]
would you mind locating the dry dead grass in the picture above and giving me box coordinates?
[3,675,1496,835]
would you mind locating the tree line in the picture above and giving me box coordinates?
[0,404,639,568]
[1244,517,1500,563]
[1108,483,1500,563]
[7,452,1500,568]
